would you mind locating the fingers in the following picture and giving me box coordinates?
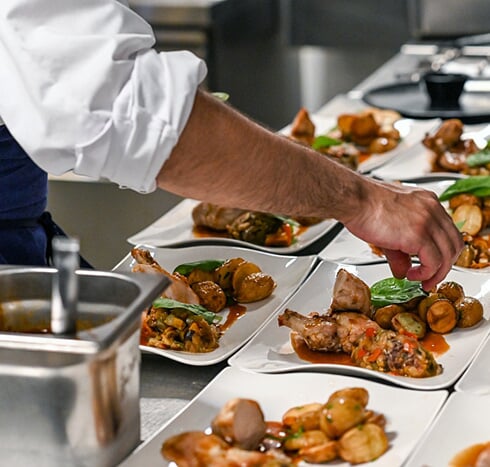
[382,249,412,279]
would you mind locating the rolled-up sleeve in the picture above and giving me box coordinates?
[0,0,207,192]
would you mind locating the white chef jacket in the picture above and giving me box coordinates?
[0,0,207,193]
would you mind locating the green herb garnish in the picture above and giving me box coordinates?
[438,176,490,201]
[173,259,225,276]
[466,147,490,167]
[152,298,222,324]
[370,277,427,308]
[312,135,343,150]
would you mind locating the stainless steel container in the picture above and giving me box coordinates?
[0,267,169,467]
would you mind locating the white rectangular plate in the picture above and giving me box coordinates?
[120,367,448,467]
[228,261,490,390]
[113,244,317,365]
[127,198,339,254]
[280,112,440,174]
[404,392,490,467]
[455,334,490,394]
[371,123,490,181]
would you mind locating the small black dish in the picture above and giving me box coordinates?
[422,72,468,109]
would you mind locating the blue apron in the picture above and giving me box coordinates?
[0,125,92,267]
[0,124,48,265]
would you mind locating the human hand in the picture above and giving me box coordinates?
[342,180,463,291]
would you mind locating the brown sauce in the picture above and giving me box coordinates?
[420,331,450,356]
[291,334,356,366]
[291,331,449,366]
[219,304,247,332]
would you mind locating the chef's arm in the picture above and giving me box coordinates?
[159,90,463,290]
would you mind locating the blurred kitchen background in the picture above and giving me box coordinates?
[47,0,490,269]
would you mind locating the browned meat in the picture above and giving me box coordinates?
[278,309,441,378]
[211,398,267,450]
[329,268,372,316]
[192,202,246,231]
[289,107,315,146]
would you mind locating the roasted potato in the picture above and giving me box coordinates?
[327,387,369,409]
[367,136,398,154]
[417,293,445,322]
[338,423,389,464]
[283,429,329,451]
[373,304,405,329]
[426,298,458,334]
[232,261,262,292]
[455,296,484,328]
[455,244,477,268]
[191,281,227,313]
[448,193,481,211]
[436,281,465,303]
[187,268,215,285]
[234,272,275,303]
[452,204,483,236]
[319,395,367,439]
[282,402,322,432]
[391,312,427,339]
[299,440,338,463]
[213,258,245,289]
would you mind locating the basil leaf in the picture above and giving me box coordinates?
[438,176,490,201]
[173,259,225,276]
[370,277,427,308]
[312,135,343,150]
[152,298,222,324]
[466,149,490,167]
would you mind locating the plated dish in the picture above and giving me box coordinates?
[113,244,317,365]
[455,334,490,394]
[120,367,448,467]
[280,112,439,174]
[228,261,490,390]
[371,122,490,181]
[404,392,490,467]
[127,198,339,254]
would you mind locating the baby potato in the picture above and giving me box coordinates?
[426,299,458,334]
[299,440,338,464]
[367,137,398,154]
[283,429,329,452]
[282,402,322,432]
[391,312,426,339]
[452,204,483,236]
[436,281,465,303]
[374,304,405,329]
[327,387,369,409]
[232,261,262,292]
[448,193,481,211]
[191,281,227,313]
[234,272,275,303]
[214,258,245,289]
[338,423,389,464]
[455,244,477,268]
[187,268,215,285]
[417,293,444,322]
[455,296,484,328]
[319,396,366,439]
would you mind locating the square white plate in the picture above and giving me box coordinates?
[371,123,490,181]
[228,261,490,390]
[127,198,339,254]
[280,112,440,174]
[404,392,490,467]
[120,366,448,467]
[113,244,317,365]
[454,334,490,394]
